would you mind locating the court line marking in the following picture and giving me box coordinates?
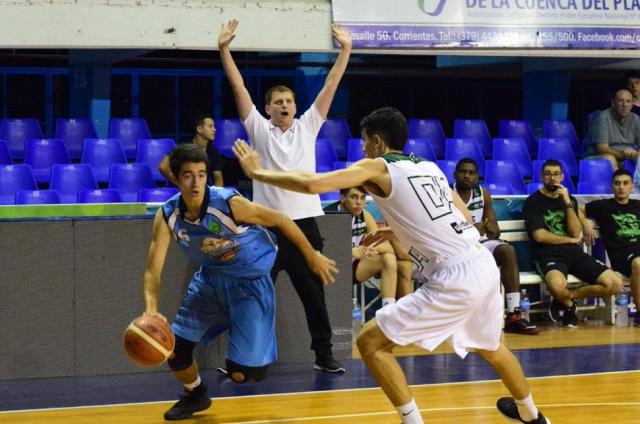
[1,369,638,415]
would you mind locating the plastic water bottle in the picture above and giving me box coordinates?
[615,291,629,327]
[519,289,530,321]
[352,298,362,339]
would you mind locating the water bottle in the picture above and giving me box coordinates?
[519,289,530,321]
[352,297,362,339]
[615,291,629,327]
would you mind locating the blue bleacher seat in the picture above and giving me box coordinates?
[320,191,340,201]
[527,182,543,194]
[0,164,38,205]
[579,159,614,184]
[346,138,365,162]
[484,160,527,194]
[403,138,437,162]
[316,138,339,173]
[15,189,61,205]
[214,118,250,158]
[454,119,492,158]
[108,118,151,159]
[578,182,612,195]
[55,118,98,160]
[532,159,576,193]
[318,119,351,160]
[624,159,636,174]
[81,138,127,183]
[445,138,485,177]
[77,188,122,203]
[492,138,532,179]
[537,138,579,178]
[498,119,537,157]
[408,119,446,158]
[23,138,71,184]
[49,164,98,204]
[543,120,582,156]
[108,163,156,202]
[0,118,43,160]
[138,187,179,202]
[436,160,457,183]
[486,182,514,195]
[136,138,176,183]
[0,140,12,164]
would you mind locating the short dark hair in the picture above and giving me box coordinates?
[193,114,212,131]
[613,168,633,180]
[359,107,408,151]
[455,157,479,172]
[623,70,640,82]
[340,186,366,197]
[169,143,209,177]
[265,85,295,104]
[541,159,563,172]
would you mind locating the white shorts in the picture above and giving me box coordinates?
[481,238,508,254]
[376,244,502,358]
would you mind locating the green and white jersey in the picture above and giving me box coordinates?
[452,183,484,224]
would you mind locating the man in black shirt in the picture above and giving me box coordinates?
[583,169,640,327]
[523,159,622,327]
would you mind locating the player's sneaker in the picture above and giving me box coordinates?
[314,354,346,374]
[505,309,541,335]
[164,383,212,420]
[497,397,551,423]
[562,301,578,328]
[548,298,565,322]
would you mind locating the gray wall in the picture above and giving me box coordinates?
[0,214,351,380]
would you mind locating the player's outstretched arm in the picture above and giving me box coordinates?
[313,24,352,119]
[229,196,339,284]
[142,209,172,321]
[218,19,253,120]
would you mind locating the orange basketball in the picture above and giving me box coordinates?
[123,315,175,367]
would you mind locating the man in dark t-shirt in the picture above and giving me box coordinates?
[583,169,640,327]
[523,159,622,327]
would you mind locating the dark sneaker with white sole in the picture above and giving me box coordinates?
[561,301,578,328]
[314,355,346,374]
[164,383,212,421]
[548,298,565,322]
[497,397,551,423]
[505,308,541,335]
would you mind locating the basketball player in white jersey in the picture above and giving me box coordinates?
[233,107,550,424]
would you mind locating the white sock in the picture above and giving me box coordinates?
[382,297,396,307]
[506,292,520,313]
[396,398,423,424]
[184,375,201,391]
[515,393,538,422]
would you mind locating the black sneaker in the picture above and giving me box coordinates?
[496,397,551,423]
[548,299,565,322]
[562,302,578,328]
[164,384,212,421]
[505,309,541,335]
[314,355,346,374]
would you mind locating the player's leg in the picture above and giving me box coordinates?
[392,242,414,298]
[355,252,398,307]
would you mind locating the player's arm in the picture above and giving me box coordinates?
[158,155,178,185]
[451,189,473,225]
[481,187,501,239]
[142,209,173,320]
[228,196,338,284]
[218,19,253,120]
[524,197,580,245]
[313,25,352,119]
[578,205,596,246]
[363,209,393,255]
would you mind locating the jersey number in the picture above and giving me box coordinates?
[407,175,452,220]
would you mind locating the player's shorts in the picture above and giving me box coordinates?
[375,243,502,359]
[609,248,640,277]
[481,238,509,254]
[532,249,609,284]
[172,268,276,367]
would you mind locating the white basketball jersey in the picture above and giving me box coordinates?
[453,183,484,224]
[370,153,480,275]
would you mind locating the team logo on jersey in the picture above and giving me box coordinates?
[200,237,240,262]
[612,213,640,241]
[543,210,567,236]
[208,220,222,234]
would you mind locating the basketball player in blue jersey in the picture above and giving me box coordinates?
[141,143,338,421]
[233,107,551,424]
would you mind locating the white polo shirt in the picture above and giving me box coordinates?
[243,104,325,220]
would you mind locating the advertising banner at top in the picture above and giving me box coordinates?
[332,0,640,49]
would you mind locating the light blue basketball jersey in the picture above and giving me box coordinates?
[162,186,277,278]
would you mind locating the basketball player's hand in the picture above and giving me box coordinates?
[485,219,500,238]
[353,245,377,260]
[143,310,168,323]
[331,24,352,50]
[307,251,339,285]
[567,236,582,245]
[582,220,596,246]
[361,227,398,247]
[218,19,239,49]
[232,139,261,179]
[555,184,570,203]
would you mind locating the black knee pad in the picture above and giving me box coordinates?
[167,335,196,371]
[225,359,269,383]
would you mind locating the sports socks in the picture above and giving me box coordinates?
[396,398,423,424]
[515,393,539,422]
[506,292,520,313]
[184,375,202,391]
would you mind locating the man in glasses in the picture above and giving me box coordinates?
[523,159,622,327]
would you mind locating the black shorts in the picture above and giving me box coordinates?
[532,249,609,284]
[609,248,640,277]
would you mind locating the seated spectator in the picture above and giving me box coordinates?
[452,158,539,335]
[324,186,413,306]
[585,88,640,171]
[523,159,623,327]
[624,70,640,115]
[159,115,224,186]
[581,169,640,327]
